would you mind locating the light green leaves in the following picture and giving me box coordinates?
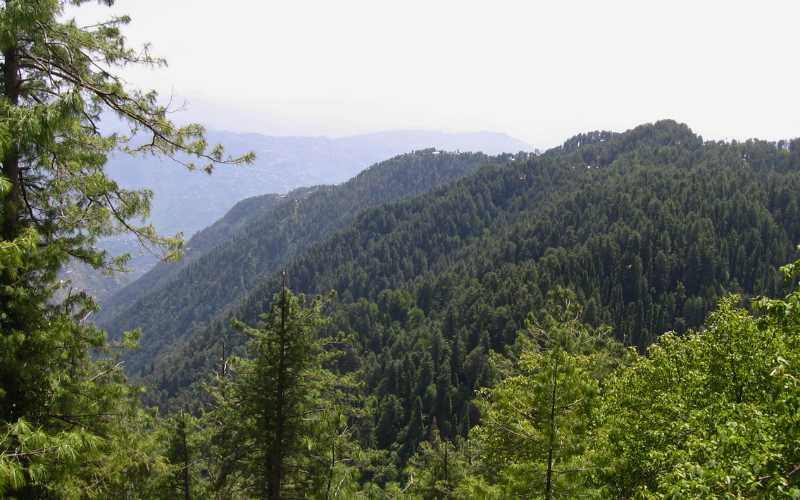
[597,290,800,497]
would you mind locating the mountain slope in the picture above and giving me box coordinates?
[98,150,504,370]
[69,129,530,300]
[107,129,531,239]
[95,191,295,321]
[139,122,800,451]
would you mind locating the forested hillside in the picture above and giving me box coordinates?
[96,190,300,322]
[144,121,800,444]
[105,129,531,240]
[65,129,530,300]
[98,150,500,373]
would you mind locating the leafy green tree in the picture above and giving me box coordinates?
[404,420,469,499]
[0,0,250,496]
[466,289,622,499]
[596,256,800,497]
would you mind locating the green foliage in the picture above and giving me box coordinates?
[0,204,176,499]
[404,426,470,499]
[0,0,250,496]
[0,0,252,269]
[98,149,496,396]
[594,266,800,497]
[1,7,799,500]
[418,269,800,498]
[142,121,800,461]
[199,288,364,499]
[161,412,197,500]
[465,289,622,499]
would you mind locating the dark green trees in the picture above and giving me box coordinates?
[145,122,800,458]
[205,285,361,499]
[241,286,324,499]
[164,412,195,500]
[98,149,494,388]
[404,423,469,499]
[456,262,800,498]
[428,266,800,497]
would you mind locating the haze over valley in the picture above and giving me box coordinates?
[65,129,530,298]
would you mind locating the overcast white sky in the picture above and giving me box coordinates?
[71,0,799,148]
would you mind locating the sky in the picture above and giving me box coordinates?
[70,0,800,149]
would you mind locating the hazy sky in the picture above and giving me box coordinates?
[71,0,799,148]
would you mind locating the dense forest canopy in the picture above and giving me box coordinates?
[147,122,800,407]
[62,129,531,302]
[97,149,502,375]
[120,120,800,497]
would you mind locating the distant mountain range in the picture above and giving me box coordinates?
[65,129,530,299]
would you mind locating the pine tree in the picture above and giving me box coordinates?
[0,1,251,496]
[205,284,353,499]
[404,418,469,499]
[164,412,194,500]
[467,289,622,498]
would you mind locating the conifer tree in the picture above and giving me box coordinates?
[404,418,469,499]
[0,0,251,496]
[466,289,622,499]
[164,412,194,500]
[204,284,359,499]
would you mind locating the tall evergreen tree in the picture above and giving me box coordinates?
[164,412,194,500]
[205,284,360,499]
[0,1,250,496]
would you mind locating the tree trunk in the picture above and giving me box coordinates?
[325,434,335,500]
[545,355,558,500]
[181,417,192,500]
[443,439,450,495]
[1,41,37,500]
[267,279,289,500]
[2,46,21,241]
